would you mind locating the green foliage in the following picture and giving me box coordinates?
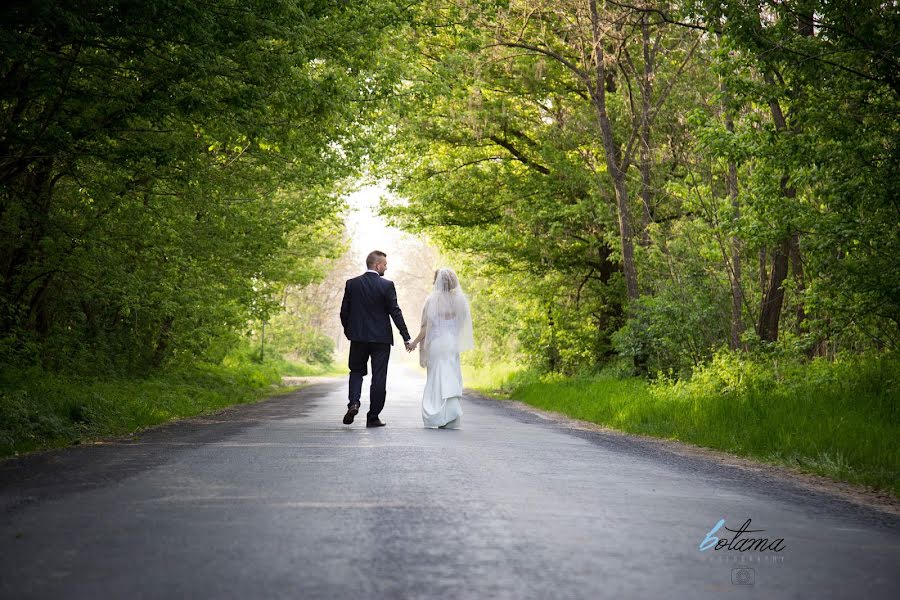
[369,2,630,372]
[223,338,339,376]
[0,1,408,373]
[253,287,339,367]
[612,278,731,377]
[372,0,898,376]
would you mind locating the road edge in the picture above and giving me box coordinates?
[466,389,900,519]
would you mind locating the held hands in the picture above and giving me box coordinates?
[405,340,417,353]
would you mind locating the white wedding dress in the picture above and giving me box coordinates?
[418,269,473,429]
[421,315,464,429]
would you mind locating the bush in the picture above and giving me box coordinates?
[612,290,730,377]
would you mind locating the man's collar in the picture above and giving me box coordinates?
[365,269,381,276]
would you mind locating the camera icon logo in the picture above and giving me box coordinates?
[732,567,755,585]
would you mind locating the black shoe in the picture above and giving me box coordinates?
[343,403,360,425]
[366,418,386,428]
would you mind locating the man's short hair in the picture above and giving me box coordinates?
[366,250,387,269]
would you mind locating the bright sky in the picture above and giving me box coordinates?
[344,183,408,269]
[343,182,436,283]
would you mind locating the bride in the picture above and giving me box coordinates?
[407,268,474,429]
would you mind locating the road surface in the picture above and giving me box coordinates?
[1,364,898,599]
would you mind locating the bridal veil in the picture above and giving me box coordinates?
[419,268,474,367]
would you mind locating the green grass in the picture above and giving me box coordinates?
[0,353,337,458]
[462,361,526,394]
[475,352,900,497]
[228,354,344,377]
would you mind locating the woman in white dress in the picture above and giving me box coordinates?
[407,268,474,429]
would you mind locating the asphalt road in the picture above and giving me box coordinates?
[1,363,898,599]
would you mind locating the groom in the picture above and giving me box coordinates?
[339,250,412,427]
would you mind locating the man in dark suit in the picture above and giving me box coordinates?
[339,250,412,427]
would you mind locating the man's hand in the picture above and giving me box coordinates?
[404,340,415,352]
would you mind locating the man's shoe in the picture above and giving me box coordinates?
[366,418,386,428]
[343,404,360,425]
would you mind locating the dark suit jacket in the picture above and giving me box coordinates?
[340,272,411,345]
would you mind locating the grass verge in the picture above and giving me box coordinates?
[0,355,338,458]
[462,361,525,394]
[469,351,899,497]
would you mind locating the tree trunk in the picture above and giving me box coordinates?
[589,0,639,302]
[793,9,813,343]
[612,177,639,301]
[757,238,790,341]
[759,247,768,300]
[721,61,743,349]
[798,11,814,37]
[759,74,804,343]
[638,15,653,247]
[152,316,175,367]
[756,176,797,343]
[27,272,54,337]
[12,158,56,338]
[547,303,560,373]
[789,231,811,344]
[727,164,743,349]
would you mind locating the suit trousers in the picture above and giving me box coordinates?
[347,341,391,420]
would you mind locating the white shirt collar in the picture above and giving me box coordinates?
[366,269,381,275]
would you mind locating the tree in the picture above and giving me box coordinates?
[0,0,410,370]
[378,0,898,373]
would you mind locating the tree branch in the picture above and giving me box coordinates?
[487,135,551,174]
[487,42,590,85]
